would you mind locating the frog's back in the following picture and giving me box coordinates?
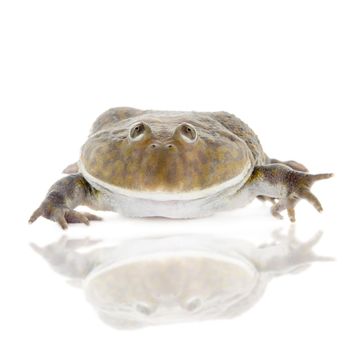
[90,107,266,166]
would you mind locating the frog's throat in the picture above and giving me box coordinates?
[79,160,253,201]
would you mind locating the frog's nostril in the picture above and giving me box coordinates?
[150,143,176,150]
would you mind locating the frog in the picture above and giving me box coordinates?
[30,229,333,329]
[29,107,333,229]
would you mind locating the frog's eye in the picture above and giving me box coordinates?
[129,122,149,141]
[176,123,197,143]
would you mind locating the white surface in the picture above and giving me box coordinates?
[0,0,349,349]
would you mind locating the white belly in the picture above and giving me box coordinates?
[90,183,256,218]
[81,163,255,218]
[104,192,220,218]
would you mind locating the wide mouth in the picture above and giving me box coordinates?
[79,159,253,201]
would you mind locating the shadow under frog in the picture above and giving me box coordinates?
[30,228,333,330]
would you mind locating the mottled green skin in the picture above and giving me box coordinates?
[81,108,266,192]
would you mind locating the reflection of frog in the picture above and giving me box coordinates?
[29,108,333,228]
[31,228,332,329]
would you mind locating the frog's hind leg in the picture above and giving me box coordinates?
[269,158,308,172]
[63,161,79,174]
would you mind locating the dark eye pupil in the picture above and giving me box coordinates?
[179,124,196,142]
[130,123,146,139]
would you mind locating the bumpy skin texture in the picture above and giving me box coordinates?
[29,107,333,229]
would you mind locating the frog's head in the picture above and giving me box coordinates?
[80,115,253,196]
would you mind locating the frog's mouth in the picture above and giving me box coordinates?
[79,160,253,201]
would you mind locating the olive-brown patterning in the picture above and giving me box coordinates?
[29,107,333,229]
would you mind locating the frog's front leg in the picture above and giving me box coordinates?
[248,164,333,222]
[29,174,102,229]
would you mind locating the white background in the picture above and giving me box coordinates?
[0,0,349,349]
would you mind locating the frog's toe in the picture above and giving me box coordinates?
[64,210,102,225]
[271,197,299,222]
[56,213,69,230]
[298,188,323,212]
[29,207,43,224]
[271,198,288,220]
[64,210,90,225]
[287,206,296,222]
[81,212,103,221]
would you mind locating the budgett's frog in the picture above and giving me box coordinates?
[29,107,333,228]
